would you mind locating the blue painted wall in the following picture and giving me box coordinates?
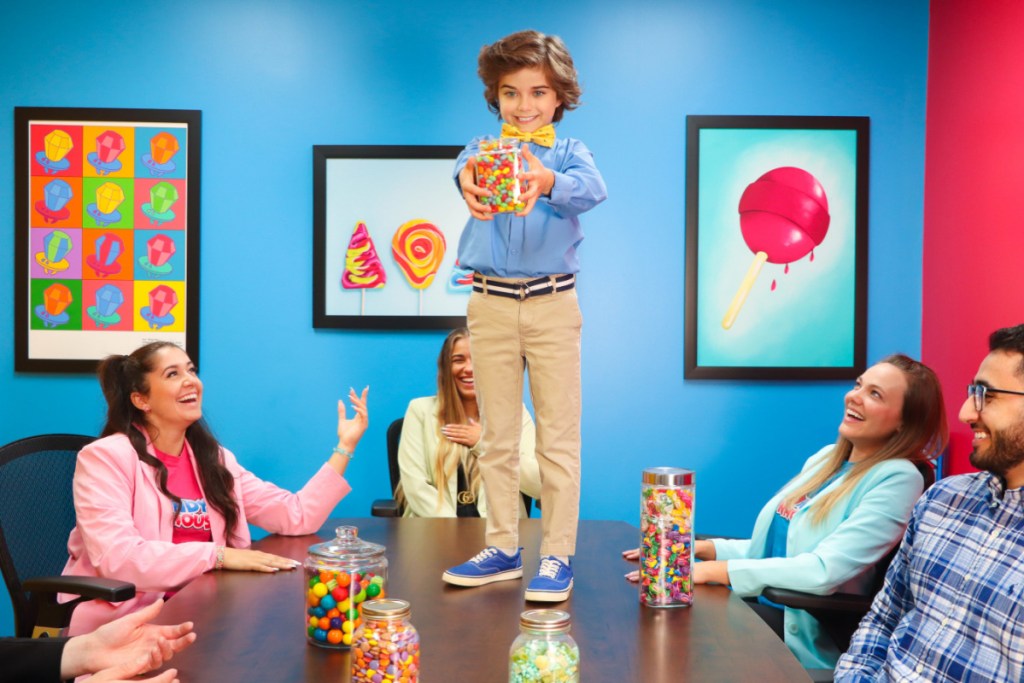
[0,0,929,635]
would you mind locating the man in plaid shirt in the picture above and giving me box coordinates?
[835,323,1024,682]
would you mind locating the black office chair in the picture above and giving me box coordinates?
[370,417,535,518]
[760,460,937,682]
[370,418,405,517]
[0,434,135,637]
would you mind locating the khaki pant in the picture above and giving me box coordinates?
[467,279,582,556]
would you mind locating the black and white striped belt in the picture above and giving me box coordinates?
[472,274,575,300]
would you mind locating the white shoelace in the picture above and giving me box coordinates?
[471,547,500,564]
[537,557,562,579]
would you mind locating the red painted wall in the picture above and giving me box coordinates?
[923,0,1024,473]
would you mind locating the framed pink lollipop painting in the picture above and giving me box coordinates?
[313,145,471,329]
[684,116,868,380]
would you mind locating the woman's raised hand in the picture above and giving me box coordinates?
[337,386,369,452]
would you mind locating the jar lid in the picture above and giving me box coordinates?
[362,598,410,620]
[307,526,385,562]
[520,609,571,632]
[642,467,694,486]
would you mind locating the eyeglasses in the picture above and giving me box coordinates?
[966,384,1024,412]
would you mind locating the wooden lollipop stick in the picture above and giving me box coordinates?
[722,251,768,329]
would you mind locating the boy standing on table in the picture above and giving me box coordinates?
[441,29,607,602]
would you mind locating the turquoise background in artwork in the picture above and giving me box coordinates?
[697,128,859,368]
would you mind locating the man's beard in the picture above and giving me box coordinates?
[970,420,1024,478]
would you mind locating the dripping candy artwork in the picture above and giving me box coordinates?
[15,107,200,372]
[313,145,469,330]
[684,116,868,380]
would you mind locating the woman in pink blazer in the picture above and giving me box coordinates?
[62,341,369,635]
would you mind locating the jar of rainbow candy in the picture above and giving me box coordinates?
[351,599,420,682]
[639,467,694,608]
[304,526,387,648]
[509,609,579,683]
[475,137,525,213]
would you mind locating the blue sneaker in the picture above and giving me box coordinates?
[442,546,523,586]
[524,556,573,602]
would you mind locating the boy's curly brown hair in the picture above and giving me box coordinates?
[478,30,581,123]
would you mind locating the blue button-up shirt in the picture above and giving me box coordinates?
[454,136,607,278]
[835,472,1024,682]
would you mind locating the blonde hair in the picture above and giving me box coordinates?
[781,354,948,525]
[394,328,480,513]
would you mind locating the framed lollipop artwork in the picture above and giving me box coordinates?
[684,115,869,380]
[313,145,472,330]
[14,107,201,373]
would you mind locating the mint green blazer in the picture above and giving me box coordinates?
[712,446,925,669]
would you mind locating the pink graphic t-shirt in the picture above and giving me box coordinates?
[153,445,213,545]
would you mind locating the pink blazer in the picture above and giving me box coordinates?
[62,433,351,634]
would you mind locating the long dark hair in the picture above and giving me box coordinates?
[97,341,241,542]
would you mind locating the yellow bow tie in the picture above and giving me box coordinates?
[501,123,555,147]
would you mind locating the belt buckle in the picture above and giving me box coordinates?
[517,282,530,301]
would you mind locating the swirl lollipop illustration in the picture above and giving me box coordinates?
[722,166,830,330]
[342,221,387,315]
[392,219,446,314]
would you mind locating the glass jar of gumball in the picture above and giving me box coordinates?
[639,467,694,608]
[475,137,525,213]
[351,599,420,682]
[509,609,580,683]
[305,525,387,648]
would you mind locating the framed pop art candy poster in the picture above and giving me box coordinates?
[684,115,868,380]
[313,145,472,330]
[14,107,201,372]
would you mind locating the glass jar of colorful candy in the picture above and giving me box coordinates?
[509,609,580,683]
[304,526,387,648]
[639,467,694,607]
[475,137,525,213]
[351,598,420,682]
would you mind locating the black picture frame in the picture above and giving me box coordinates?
[313,145,469,330]
[14,107,201,373]
[684,115,868,380]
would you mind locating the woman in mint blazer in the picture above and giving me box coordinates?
[626,354,948,669]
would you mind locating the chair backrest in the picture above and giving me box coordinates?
[386,417,404,495]
[0,434,94,637]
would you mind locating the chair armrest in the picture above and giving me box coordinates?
[761,587,872,615]
[24,575,136,603]
[371,498,400,517]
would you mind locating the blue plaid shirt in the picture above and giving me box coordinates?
[835,472,1024,682]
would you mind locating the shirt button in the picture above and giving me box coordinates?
[510,249,518,255]
[788,623,798,634]
[941,618,949,627]
[917,664,924,673]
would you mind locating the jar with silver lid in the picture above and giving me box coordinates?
[509,609,580,682]
[351,598,420,681]
[639,467,695,607]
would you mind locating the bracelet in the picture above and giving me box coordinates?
[215,546,225,570]
[332,446,352,459]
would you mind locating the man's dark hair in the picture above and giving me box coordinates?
[989,324,1024,376]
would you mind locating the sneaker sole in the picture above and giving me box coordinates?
[524,580,573,602]
[442,567,523,587]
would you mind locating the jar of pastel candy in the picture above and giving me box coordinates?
[639,467,694,608]
[351,599,420,682]
[304,525,387,648]
[509,609,580,683]
[475,137,525,213]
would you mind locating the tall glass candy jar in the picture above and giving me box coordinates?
[639,467,694,607]
[509,609,580,683]
[304,525,387,648]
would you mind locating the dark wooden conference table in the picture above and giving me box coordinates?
[156,517,810,682]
